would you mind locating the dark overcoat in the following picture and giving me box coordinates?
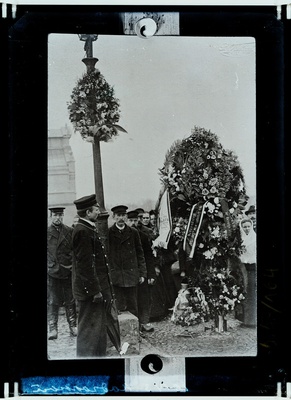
[72,219,118,357]
[108,224,147,287]
[137,227,157,280]
[47,223,73,279]
[72,219,112,300]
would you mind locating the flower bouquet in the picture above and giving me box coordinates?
[172,269,245,331]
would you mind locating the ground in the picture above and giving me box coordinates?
[47,309,257,360]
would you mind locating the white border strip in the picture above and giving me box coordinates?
[1,0,290,5]
[2,0,291,19]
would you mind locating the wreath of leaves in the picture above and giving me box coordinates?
[159,126,247,206]
[159,127,250,327]
[160,126,249,265]
[67,69,127,142]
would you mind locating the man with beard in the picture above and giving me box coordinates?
[108,205,147,319]
[47,206,77,340]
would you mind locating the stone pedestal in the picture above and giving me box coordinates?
[118,311,140,355]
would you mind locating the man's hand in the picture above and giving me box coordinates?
[148,278,155,285]
[139,277,145,284]
[92,292,103,303]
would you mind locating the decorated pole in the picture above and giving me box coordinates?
[79,34,109,244]
[68,35,127,246]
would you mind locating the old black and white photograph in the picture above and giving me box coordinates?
[47,32,257,360]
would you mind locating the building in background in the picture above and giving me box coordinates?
[48,126,76,226]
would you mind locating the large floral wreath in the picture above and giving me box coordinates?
[159,126,249,264]
[67,69,126,142]
[158,127,249,326]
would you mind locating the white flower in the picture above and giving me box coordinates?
[206,202,215,213]
[203,250,213,259]
[227,299,235,308]
[210,247,218,255]
[210,226,220,238]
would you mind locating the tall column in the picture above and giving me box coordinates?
[80,34,109,246]
[92,137,109,246]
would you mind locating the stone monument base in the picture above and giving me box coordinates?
[118,311,140,355]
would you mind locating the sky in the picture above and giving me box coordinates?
[48,33,256,209]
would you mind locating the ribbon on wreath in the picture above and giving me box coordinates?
[183,201,207,258]
[153,188,172,250]
[220,198,233,239]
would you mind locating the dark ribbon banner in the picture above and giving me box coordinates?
[220,198,233,239]
[183,201,207,258]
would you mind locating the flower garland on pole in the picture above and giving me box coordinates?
[67,54,127,246]
[158,126,249,329]
[67,69,127,143]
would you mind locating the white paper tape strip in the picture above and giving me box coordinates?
[124,355,186,392]
[122,12,179,36]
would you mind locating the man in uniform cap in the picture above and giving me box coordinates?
[111,205,129,214]
[47,206,77,340]
[72,194,116,357]
[135,208,145,226]
[108,205,147,319]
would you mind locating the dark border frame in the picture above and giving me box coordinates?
[2,5,288,396]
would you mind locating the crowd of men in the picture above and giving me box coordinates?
[47,193,257,358]
[47,194,177,358]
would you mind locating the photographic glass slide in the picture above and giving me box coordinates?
[47,33,257,360]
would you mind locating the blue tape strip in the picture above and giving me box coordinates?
[21,376,110,395]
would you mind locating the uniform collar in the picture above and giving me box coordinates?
[79,217,96,228]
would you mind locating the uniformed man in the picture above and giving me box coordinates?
[47,206,77,340]
[72,194,114,357]
[108,205,147,319]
